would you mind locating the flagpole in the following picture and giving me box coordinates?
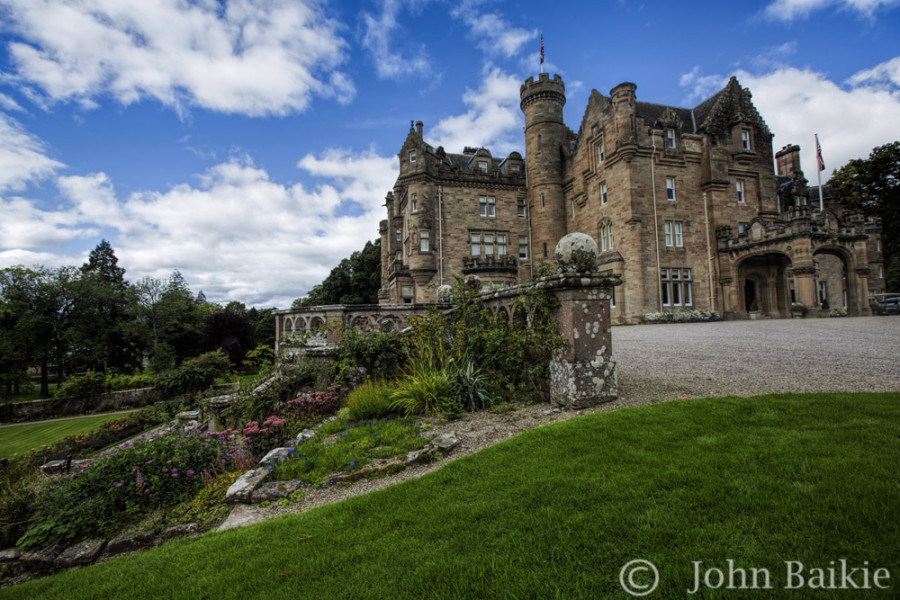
[815,134,824,211]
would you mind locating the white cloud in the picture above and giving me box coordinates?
[764,0,900,20]
[0,113,64,191]
[847,56,900,89]
[450,2,535,58]
[430,66,523,155]
[361,0,430,79]
[1,0,353,116]
[0,94,24,111]
[733,64,900,173]
[679,67,727,105]
[0,150,397,307]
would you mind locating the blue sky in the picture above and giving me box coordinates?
[1,0,898,307]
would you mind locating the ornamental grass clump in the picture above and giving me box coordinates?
[390,361,459,417]
[345,380,395,421]
[17,430,244,549]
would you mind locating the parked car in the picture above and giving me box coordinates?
[875,296,900,315]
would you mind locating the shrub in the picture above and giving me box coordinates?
[232,361,321,424]
[155,350,231,399]
[285,385,346,423]
[241,416,288,460]
[830,306,847,317]
[642,310,722,323]
[449,358,493,411]
[106,373,155,391]
[391,361,459,417]
[346,380,395,421]
[55,371,108,399]
[18,430,243,549]
[329,328,409,385]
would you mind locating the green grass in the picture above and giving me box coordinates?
[0,384,60,406]
[0,414,122,458]
[3,392,899,599]
[270,416,431,485]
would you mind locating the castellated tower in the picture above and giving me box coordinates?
[520,73,568,262]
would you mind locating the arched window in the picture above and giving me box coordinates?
[599,220,613,252]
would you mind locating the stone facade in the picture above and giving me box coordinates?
[379,73,883,321]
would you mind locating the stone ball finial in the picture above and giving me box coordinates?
[437,284,452,302]
[555,233,599,273]
[465,275,482,291]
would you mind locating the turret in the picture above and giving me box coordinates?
[520,73,567,261]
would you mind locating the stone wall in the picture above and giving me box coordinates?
[0,387,160,424]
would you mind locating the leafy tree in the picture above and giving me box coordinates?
[831,141,900,291]
[203,307,255,366]
[153,271,204,368]
[293,239,381,307]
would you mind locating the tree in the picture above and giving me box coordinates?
[203,307,255,366]
[831,141,900,291]
[294,239,381,307]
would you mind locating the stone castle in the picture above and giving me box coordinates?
[378,73,884,321]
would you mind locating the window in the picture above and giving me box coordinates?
[517,198,527,218]
[518,235,528,259]
[411,192,418,213]
[666,177,676,201]
[790,278,796,304]
[540,193,545,208]
[497,234,507,256]
[600,181,608,205]
[510,163,520,173]
[664,221,683,247]
[395,228,401,242]
[484,234,494,256]
[879,265,884,279]
[471,233,481,256]
[661,268,692,306]
[479,196,496,217]
[666,128,676,149]
[409,149,416,163]
[738,222,750,234]
[599,223,613,251]
[537,134,542,151]
[736,180,745,203]
[597,138,605,164]
[401,285,414,303]
[741,129,751,150]
[419,230,430,252]
[543,242,547,258]
[876,239,881,252]
[478,160,488,174]
[819,281,827,304]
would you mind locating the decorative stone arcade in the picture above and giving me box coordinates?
[716,206,873,318]
[275,234,622,409]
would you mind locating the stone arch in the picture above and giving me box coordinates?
[813,246,858,314]
[379,316,400,332]
[350,315,370,331]
[495,306,510,325]
[283,317,293,335]
[309,316,325,332]
[735,252,792,318]
[513,305,528,330]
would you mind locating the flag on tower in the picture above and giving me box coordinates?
[815,134,825,172]
[540,33,544,65]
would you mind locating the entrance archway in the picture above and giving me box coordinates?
[736,253,792,318]
[813,248,856,314]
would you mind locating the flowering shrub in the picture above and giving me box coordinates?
[830,306,847,317]
[285,385,347,421]
[241,416,287,460]
[791,303,810,314]
[18,430,244,549]
[642,310,722,323]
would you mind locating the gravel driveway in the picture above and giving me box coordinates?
[610,316,900,405]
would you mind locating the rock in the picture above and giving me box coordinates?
[251,479,304,503]
[106,530,155,555]
[176,410,201,421]
[404,449,427,465]
[258,447,292,466]
[555,232,599,273]
[541,408,561,416]
[54,539,106,568]
[225,467,270,504]
[20,547,61,572]
[0,548,23,577]
[161,523,198,540]
[218,504,266,531]
[39,458,91,475]
[430,433,460,453]
[294,429,316,445]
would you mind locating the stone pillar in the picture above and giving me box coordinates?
[548,233,621,408]
[853,268,872,317]
[792,266,819,316]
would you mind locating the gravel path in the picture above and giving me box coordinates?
[221,316,900,530]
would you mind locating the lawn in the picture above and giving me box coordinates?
[0,414,122,459]
[3,392,898,599]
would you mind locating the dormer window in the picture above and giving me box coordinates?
[478,160,488,174]
[409,149,416,163]
[666,128,676,149]
[741,129,751,151]
[510,163,519,173]
[411,193,418,213]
